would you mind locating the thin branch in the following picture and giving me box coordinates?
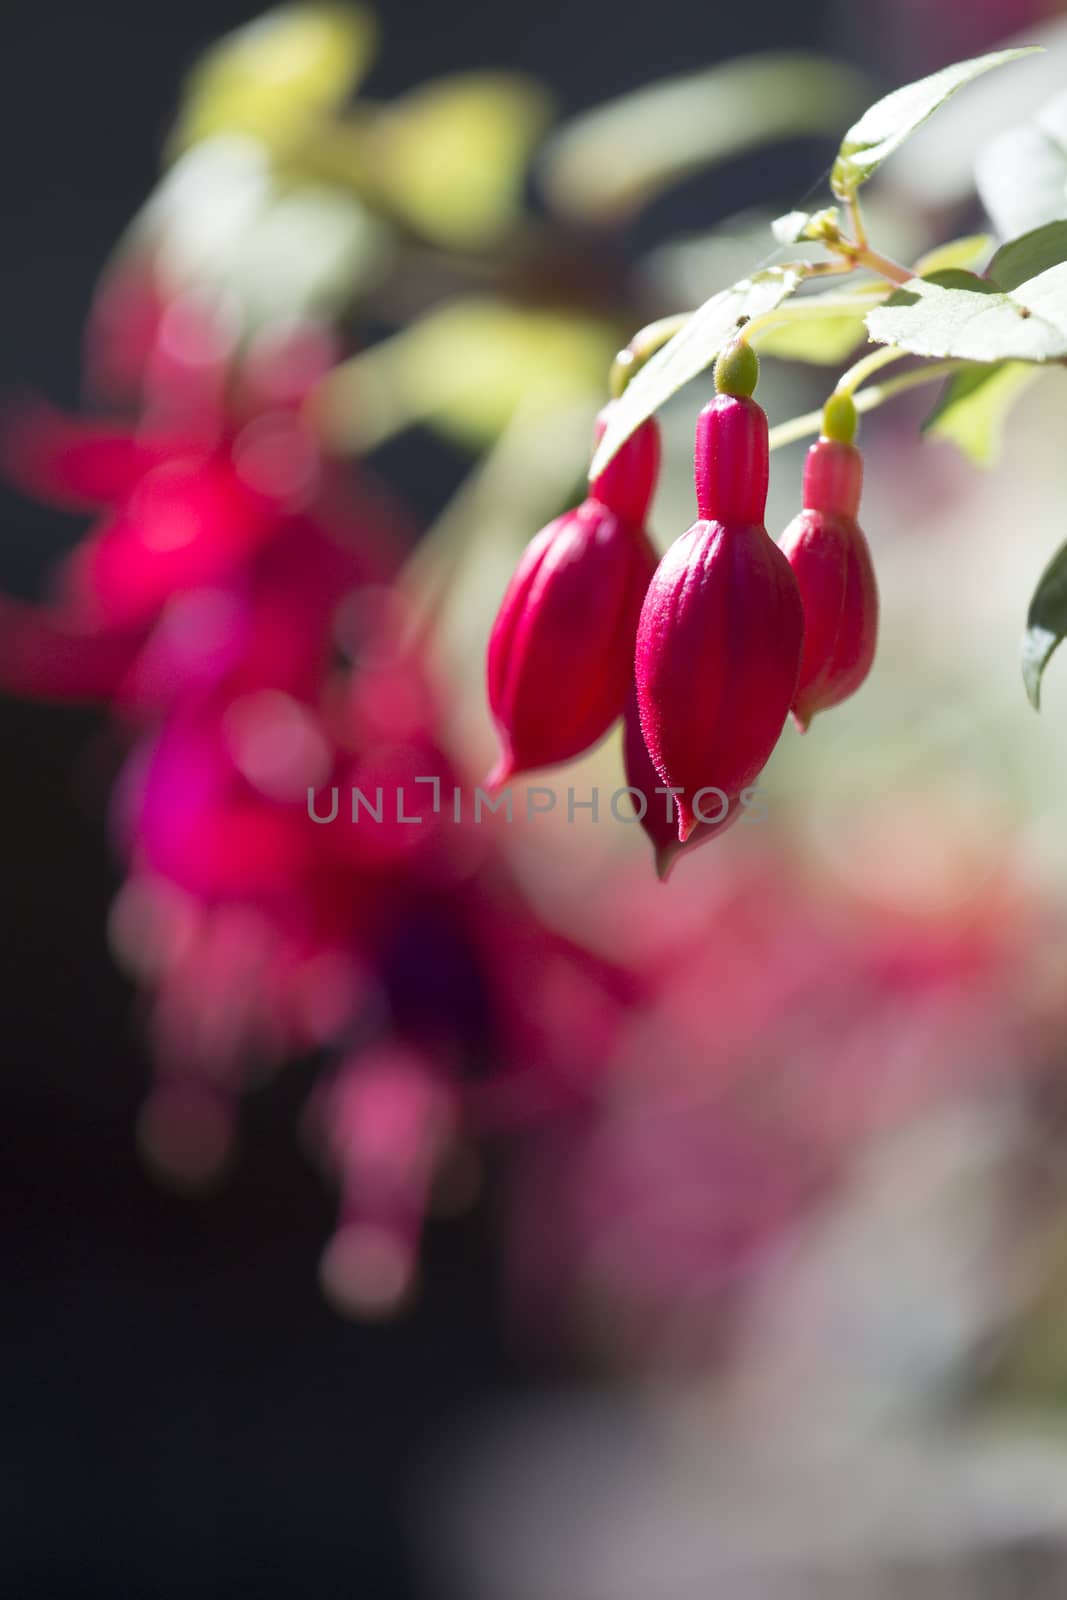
[767,359,973,451]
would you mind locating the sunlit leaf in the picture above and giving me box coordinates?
[751,296,871,364]
[541,55,869,223]
[771,206,841,246]
[315,299,614,453]
[921,361,1039,465]
[590,267,802,478]
[772,211,814,245]
[171,4,377,154]
[366,74,553,246]
[911,234,992,276]
[1022,536,1067,707]
[231,186,388,322]
[884,32,1067,210]
[142,137,387,324]
[986,219,1067,289]
[976,88,1067,241]
[866,264,1067,361]
[830,48,1039,198]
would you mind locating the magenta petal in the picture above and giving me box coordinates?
[64,457,279,628]
[0,594,146,704]
[2,402,190,511]
[122,715,311,898]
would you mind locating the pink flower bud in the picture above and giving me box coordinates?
[589,409,660,525]
[694,392,769,523]
[622,692,740,879]
[635,393,803,842]
[779,437,878,730]
[486,420,661,786]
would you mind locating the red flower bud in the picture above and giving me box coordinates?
[635,393,803,842]
[589,409,660,525]
[486,417,660,787]
[779,437,878,730]
[622,692,740,879]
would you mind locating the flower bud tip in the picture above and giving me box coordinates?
[654,846,679,883]
[676,805,699,844]
[821,391,858,445]
[713,339,759,398]
[485,754,514,792]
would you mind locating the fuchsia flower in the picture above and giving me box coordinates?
[485,409,660,787]
[0,277,653,1314]
[506,833,1050,1365]
[779,428,879,730]
[634,349,804,843]
[5,244,1043,1355]
[622,691,741,880]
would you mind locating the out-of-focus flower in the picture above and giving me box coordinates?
[507,831,1052,1364]
[1,276,643,1315]
[310,1043,458,1316]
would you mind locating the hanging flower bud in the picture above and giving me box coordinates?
[779,394,878,730]
[634,343,803,842]
[486,412,660,788]
[589,405,660,525]
[622,691,740,880]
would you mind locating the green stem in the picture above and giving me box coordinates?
[609,234,904,401]
[835,344,909,396]
[852,245,912,287]
[609,261,876,397]
[767,359,972,451]
[822,223,912,287]
[741,286,886,344]
[845,193,868,250]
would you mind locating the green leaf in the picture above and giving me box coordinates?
[976,90,1067,241]
[911,234,992,276]
[751,292,871,363]
[367,74,553,246]
[171,5,377,154]
[771,206,841,246]
[986,219,1067,290]
[589,268,802,479]
[315,299,614,453]
[139,138,387,325]
[540,54,869,223]
[921,361,1039,465]
[1022,538,1067,708]
[830,48,1040,198]
[772,210,813,245]
[865,263,1067,362]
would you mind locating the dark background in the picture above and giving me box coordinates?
[0,0,854,1593]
